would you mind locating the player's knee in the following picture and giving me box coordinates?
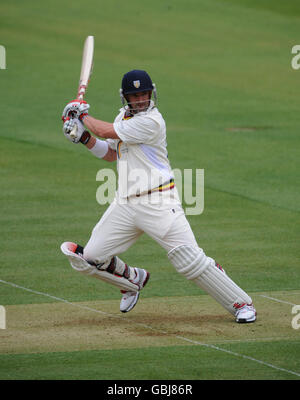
[83,244,110,266]
[168,245,212,280]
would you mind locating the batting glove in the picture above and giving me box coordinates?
[62,100,90,123]
[63,118,86,143]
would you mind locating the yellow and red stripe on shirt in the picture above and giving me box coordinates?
[117,141,123,158]
[151,179,175,193]
[135,179,175,197]
[122,111,133,120]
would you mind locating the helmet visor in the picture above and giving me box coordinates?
[125,91,152,114]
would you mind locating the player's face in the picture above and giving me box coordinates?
[126,91,151,113]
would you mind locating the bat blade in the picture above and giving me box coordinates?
[77,35,94,100]
[70,35,94,139]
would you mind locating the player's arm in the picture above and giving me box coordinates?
[85,135,117,162]
[83,115,120,140]
[61,100,119,140]
[61,101,117,161]
[62,117,117,162]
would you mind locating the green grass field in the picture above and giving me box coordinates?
[0,0,300,382]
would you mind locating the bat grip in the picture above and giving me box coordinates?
[69,93,86,138]
[69,122,78,138]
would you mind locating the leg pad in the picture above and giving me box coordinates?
[61,242,139,292]
[168,245,252,315]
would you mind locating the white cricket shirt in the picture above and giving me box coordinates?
[109,102,174,198]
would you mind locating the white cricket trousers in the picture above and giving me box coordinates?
[83,189,198,264]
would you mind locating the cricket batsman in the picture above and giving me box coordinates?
[61,69,257,323]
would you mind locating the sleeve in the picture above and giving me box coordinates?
[113,115,160,145]
[106,138,117,150]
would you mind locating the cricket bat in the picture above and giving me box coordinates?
[70,35,94,138]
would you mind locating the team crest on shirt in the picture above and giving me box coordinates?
[133,80,140,88]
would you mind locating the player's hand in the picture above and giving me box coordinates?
[63,118,85,143]
[62,100,90,123]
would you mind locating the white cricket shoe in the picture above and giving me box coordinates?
[235,303,257,323]
[120,268,150,313]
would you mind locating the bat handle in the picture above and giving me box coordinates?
[69,122,78,139]
[77,85,86,100]
[69,93,86,138]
